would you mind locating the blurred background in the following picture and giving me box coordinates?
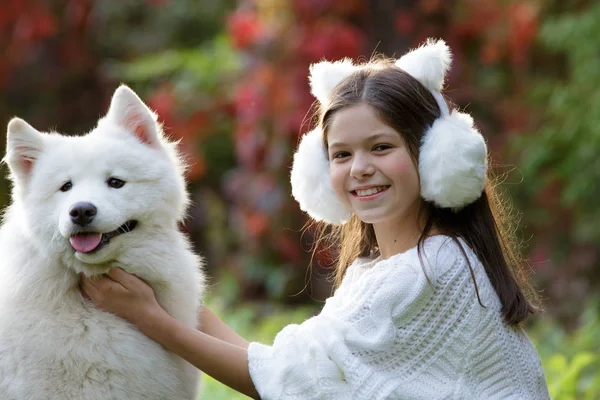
[1,0,598,398]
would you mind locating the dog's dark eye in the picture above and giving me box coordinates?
[60,181,72,192]
[107,178,125,189]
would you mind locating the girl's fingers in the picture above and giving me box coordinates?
[80,274,124,302]
[80,275,100,301]
[107,267,143,291]
[106,267,129,284]
[80,283,91,300]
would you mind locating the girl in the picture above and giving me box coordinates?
[81,39,550,399]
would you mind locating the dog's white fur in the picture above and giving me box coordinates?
[0,86,205,399]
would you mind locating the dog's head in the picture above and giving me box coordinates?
[3,86,189,271]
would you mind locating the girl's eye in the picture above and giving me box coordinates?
[60,181,72,192]
[373,144,392,152]
[332,151,351,160]
[107,177,126,189]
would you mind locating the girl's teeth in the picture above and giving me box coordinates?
[356,186,385,197]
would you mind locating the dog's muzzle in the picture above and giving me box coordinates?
[69,220,138,253]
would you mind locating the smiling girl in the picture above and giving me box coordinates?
[81,39,550,399]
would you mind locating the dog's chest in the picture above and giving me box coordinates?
[0,301,198,400]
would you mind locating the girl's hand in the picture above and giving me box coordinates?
[80,267,164,327]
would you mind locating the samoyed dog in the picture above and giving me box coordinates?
[0,86,205,399]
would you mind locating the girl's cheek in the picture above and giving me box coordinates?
[329,166,349,203]
[385,154,421,193]
[387,152,417,176]
[329,165,341,189]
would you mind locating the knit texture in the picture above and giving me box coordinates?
[248,235,550,399]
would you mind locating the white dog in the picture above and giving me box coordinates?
[0,86,205,399]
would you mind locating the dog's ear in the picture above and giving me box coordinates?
[4,118,44,183]
[105,85,161,148]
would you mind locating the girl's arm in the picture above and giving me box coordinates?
[199,305,249,349]
[142,307,258,398]
[80,268,259,399]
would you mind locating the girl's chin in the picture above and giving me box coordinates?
[354,211,389,225]
[355,208,415,226]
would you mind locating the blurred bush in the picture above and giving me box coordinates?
[509,0,600,324]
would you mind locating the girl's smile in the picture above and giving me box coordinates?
[351,185,390,200]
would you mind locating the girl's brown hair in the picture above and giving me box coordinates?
[313,60,539,326]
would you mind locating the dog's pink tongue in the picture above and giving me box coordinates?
[70,233,102,253]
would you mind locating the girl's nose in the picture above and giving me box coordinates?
[350,153,375,179]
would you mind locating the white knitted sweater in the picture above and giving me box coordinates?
[248,235,549,399]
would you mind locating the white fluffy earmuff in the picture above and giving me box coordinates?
[290,39,488,224]
[396,39,487,209]
[290,128,351,224]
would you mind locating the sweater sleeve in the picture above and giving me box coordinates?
[247,256,434,400]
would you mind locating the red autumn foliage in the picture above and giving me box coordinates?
[3,0,593,312]
[227,10,263,50]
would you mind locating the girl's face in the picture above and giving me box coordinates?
[327,103,422,226]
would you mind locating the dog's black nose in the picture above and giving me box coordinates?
[69,202,97,226]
